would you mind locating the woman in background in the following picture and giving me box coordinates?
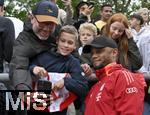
[103,13,142,71]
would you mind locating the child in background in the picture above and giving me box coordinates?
[78,22,97,81]
[78,22,97,56]
[74,22,97,115]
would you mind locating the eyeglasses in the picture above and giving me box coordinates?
[33,15,55,29]
[38,22,55,29]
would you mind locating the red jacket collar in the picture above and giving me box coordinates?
[96,62,122,80]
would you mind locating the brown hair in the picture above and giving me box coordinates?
[58,25,79,46]
[104,13,129,66]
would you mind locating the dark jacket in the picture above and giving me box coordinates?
[9,20,56,90]
[118,38,143,71]
[0,16,15,73]
[29,49,89,98]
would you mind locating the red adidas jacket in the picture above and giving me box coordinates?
[84,63,146,115]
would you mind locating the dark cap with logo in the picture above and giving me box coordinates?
[0,0,4,6]
[32,0,58,24]
[83,36,118,53]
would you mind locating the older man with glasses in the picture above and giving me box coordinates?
[9,0,58,91]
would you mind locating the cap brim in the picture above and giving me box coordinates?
[83,44,105,53]
[35,15,58,24]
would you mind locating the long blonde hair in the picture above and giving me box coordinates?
[104,13,129,66]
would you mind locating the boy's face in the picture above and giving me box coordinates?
[80,29,94,46]
[57,32,76,56]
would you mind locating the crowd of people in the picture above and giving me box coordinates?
[0,0,150,115]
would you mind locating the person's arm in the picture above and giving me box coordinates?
[10,31,49,90]
[114,71,145,115]
[29,53,48,77]
[128,38,143,71]
[62,0,74,25]
[63,58,89,98]
[2,18,15,62]
[137,35,150,74]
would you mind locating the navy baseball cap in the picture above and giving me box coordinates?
[83,36,118,53]
[0,0,4,6]
[32,0,58,24]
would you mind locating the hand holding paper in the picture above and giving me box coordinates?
[52,79,65,91]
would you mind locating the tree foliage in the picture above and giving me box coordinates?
[4,0,150,21]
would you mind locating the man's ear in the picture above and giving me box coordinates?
[30,14,36,24]
[111,48,118,61]
[29,14,34,20]
[112,48,118,56]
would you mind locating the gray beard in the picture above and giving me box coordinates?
[35,32,48,40]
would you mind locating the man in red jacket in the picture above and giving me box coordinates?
[83,35,146,115]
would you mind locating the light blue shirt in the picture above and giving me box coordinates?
[131,27,150,72]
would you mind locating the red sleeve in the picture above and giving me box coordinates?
[113,71,145,115]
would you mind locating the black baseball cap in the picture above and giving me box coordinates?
[83,36,118,53]
[0,0,4,6]
[32,0,58,24]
